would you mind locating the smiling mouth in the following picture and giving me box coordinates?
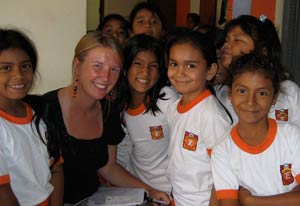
[137,78,149,84]
[9,84,25,89]
[93,82,108,89]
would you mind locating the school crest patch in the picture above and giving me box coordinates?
[280,163,294,185]
[275,109,288,122]
[150,125,164,140]
[183,131,198,151]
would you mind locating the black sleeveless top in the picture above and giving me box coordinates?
[43,90,124,204]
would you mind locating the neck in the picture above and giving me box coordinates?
[62,86,100,112]
[0,100,26,117]
[130,92,145,109]
[237,119,269,146]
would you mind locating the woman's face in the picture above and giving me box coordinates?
[220,26,254,68]
[74,46,122,100]
[132,8,163,39]
[102,19,128,46]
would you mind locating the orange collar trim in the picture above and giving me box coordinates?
[177,89,211,113]
[0,102,33,124]
[231,119,277,154]
[127,103,146,116]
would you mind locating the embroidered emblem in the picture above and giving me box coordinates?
[280,163,294,185]
[275,109,288,122]
[150,125,164,140]
[183,131,198,151]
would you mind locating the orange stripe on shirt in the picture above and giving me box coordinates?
[127,104,146,116]
[0,102,33,124]
[36,197,49,206]
[231,118,277,154]
[216,189,238,200]
[295,173,300,184]
[177,89,211,113]
[0,175,10,184]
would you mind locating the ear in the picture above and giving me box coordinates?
[206,63,218,81]
[72,57,80,76]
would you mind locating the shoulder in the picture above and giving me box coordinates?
[160,86,179,101]
[279,80,300,96]
[43,89,60,101]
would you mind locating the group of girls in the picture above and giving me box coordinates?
[1,1,300,206]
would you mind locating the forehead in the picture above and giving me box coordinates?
[85,46,122,65]
[0,48,30,61]
[104,19,124,27]
[170,43,204,60]
[135,8,159,19]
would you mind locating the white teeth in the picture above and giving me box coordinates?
[94,82,107,89]
[137,79,149,83]
[9,84,25,89]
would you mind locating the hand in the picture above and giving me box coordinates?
[238,186,253,205]
[147,188,170,205]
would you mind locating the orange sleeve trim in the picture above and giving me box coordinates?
[127,104,145,116]
[295,173,300,184]
[177,89,211,113]
[207,148,212,157]
[36,197,49,206]
[216,189,238,200]
[0,102,33,124]
[0,175,10,184]
[231,118,277,154]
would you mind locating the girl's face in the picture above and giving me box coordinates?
[132,9,163,39]
[0,48,33,104]
[127,50,159,98]
[74,46,122,101]
[230,71,276,126]
[221,26,254,68]
[102,19,128,46]
[168,43,216,104]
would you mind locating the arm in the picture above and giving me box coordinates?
[209,187,219,206]
[49,165,64,206]
[98,145,170,205]
[239,185,300,206]
[0,183,19,206]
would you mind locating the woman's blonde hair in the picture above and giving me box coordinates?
[74,31,124,63]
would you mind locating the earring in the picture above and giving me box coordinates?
[72,78,78,98]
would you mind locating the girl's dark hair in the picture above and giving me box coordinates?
[120,34,168,115]
[227,53,283,95]
[224,15,289,79]
[0,29,60,165]
[0,28,37,73]
[167,30,217,67]
[129,1,165,31]
[97,13,129,37]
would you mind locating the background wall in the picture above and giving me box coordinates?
[0,0,86,94]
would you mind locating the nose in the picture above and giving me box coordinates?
[101,68,111,82]
[145,20,152,28]
[246,92,256,106]
[12,67,23,79]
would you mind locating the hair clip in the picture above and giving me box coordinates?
[259,14,267,22]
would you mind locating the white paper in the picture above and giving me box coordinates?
[86,187,146,206]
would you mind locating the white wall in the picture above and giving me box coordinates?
[0,0,86,94]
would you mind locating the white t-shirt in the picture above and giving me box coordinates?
[211,119,300,200]
[215,80,300,126]
[0,103,53,205]
[166,89,232,206]
[117,86,179,192]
